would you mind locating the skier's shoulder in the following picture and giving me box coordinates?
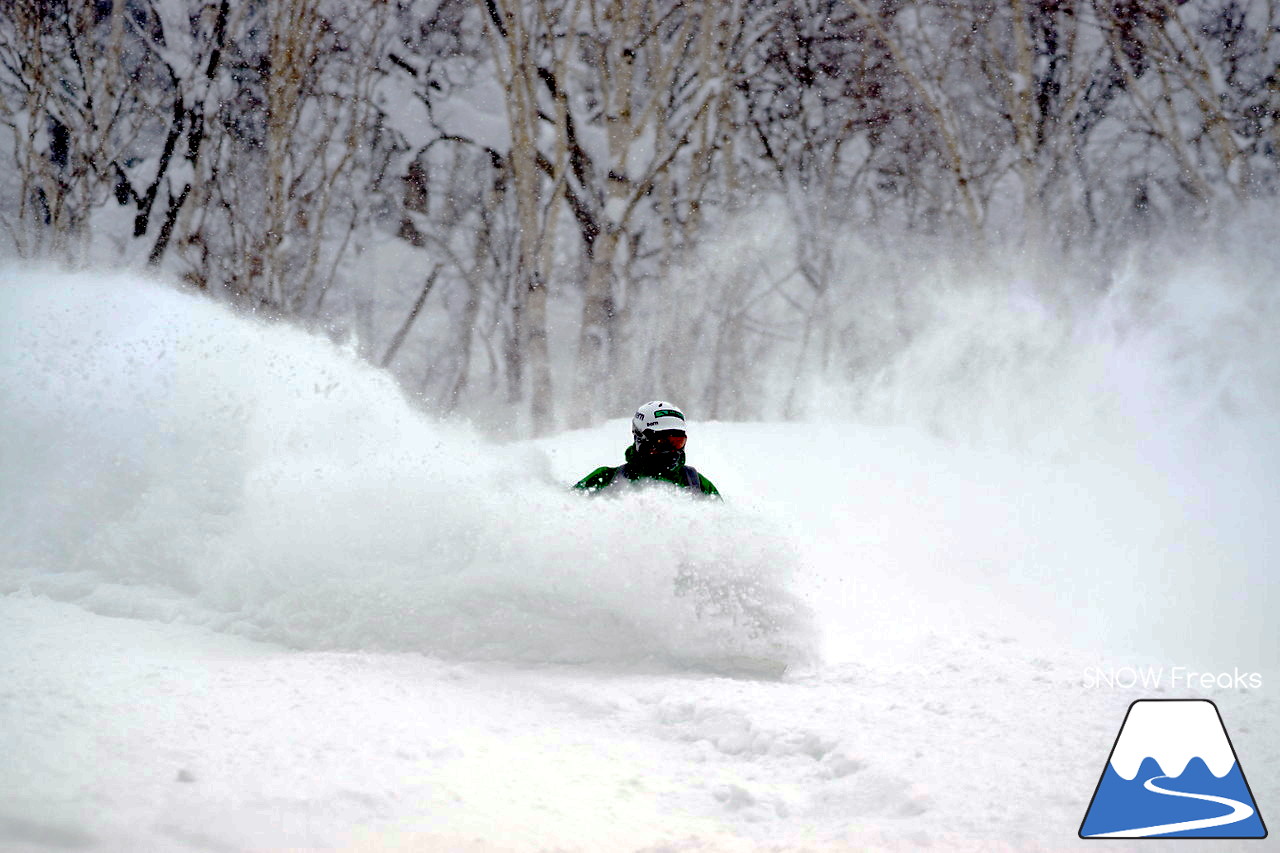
[698,472,721,498]
[682,464,722,499]
[573,465,620,492]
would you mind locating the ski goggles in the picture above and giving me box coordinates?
[639,430,687,451]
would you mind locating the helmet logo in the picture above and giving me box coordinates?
[633,402,686,439]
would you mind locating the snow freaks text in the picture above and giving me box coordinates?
[1082,667,1264,691]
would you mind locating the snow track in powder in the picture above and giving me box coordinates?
[3,595,1274,852]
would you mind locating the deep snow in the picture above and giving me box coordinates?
[1,267,1276,851]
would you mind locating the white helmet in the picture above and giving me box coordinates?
[632,400,687,440]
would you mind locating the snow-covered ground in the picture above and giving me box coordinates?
[1,268,1276,851]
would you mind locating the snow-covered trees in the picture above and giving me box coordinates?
[1,0,398,304]
[2,0,1277,427]
[0,0,165,259]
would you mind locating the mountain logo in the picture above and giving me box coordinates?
[1080,699,1267,839]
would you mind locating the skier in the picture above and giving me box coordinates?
[574,400,722,499]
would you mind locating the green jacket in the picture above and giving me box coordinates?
[574,445,722,499]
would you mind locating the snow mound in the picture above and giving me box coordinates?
[0,268,814,670]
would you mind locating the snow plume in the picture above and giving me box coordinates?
[608,204,1279,667]
[845,242,1280,458]
[806,219,1280,667]
[0,267,814,670]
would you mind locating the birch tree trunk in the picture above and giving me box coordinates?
[479,0,579,434]
[573,0,735,421]
[263,0,319,309]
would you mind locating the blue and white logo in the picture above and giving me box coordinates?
[1080,699,1267,839]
